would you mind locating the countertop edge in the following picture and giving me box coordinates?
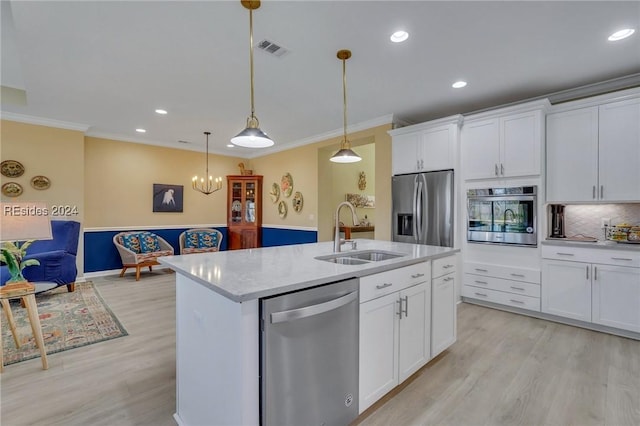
[161,247,460,303]
[541,239,640,251]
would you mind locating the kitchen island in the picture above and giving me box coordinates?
[160,239,458,426]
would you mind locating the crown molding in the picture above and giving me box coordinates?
[1,111,90,132]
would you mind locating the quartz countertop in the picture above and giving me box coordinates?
[542,239,640,251]
[160,239,459,302]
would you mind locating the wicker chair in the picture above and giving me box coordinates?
[179,228,223,254]
[113,231,174,281]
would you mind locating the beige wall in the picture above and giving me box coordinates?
[84,136,244,228]
[0,120,86,273]
[252,123,392,241]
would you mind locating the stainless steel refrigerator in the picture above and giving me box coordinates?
[392,169,454,247]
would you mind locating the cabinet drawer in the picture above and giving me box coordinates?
[464,273,540,298]
[464,262,540,284]
[463,285,540,312]
[542,245,640,267]
[360,262,430,303]
[432,255,457,278]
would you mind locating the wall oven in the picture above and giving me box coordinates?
[467,186,537,246]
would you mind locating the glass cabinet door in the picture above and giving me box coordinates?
[245,182,256,223]
[231,181,243,223]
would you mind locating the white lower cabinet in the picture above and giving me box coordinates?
[541,245,640,334]
[431,255,457,358]
[358,262,431,413]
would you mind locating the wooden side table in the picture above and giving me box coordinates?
[0,282,49,372]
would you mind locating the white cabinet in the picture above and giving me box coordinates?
[431,255,456,358]
[592,265,640,333]
[546,93,640,202]
[390,115,462,175]
[462,261,541,312]
[541,259,591,321]
[359,262,431,413]
[461,101,547,181]
[541,245,640,333]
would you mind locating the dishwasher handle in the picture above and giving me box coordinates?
[270,290,358,324]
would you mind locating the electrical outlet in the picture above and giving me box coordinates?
[601,218,611,228]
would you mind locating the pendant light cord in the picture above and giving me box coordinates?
[205,131,210,177]
[342,57,348,147]
[249,8,255,119]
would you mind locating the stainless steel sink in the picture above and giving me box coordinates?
[315,250,406,265]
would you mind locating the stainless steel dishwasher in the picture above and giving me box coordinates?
[260,278,359,426]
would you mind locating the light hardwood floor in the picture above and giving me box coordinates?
[2,272,639,426]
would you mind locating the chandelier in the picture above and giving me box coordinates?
[330,49,361,163]
[231,0,274,148]
[192,131,222,194]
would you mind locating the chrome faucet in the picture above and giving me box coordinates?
[334,201,359,252]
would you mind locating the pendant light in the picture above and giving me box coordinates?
[192,132,222,194]
[330,49,361,163]
[231,0,274,148]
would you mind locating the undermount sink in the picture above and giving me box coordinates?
[315,250,406,265]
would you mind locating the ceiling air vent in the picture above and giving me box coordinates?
[256,39,289,58]
[177,140,190,144]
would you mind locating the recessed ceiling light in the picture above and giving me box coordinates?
[390,31,409,43]
[608,29,635,41]
[226,144,234,148]
[136,128,146,133]
[452,81,467,89]
[155,109,168,115]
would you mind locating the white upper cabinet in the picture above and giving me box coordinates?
[390,115,462,175]
[461,100,548,181]
[546,90,640,203]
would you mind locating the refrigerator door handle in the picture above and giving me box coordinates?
[420,173,429,244]
[412,176,419,242]
[416,178,424,242]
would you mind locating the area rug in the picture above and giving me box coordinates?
[1,281,128,366]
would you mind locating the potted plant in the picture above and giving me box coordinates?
[1,241,40,284]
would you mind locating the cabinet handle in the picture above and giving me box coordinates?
[474,280,488,285]
[509,299,525,305]
[495,164,499,176]
[444,277,454,282]
[402,295,409,317]
[594,266,597,281]
[420,159,424,169]
[510,286,525,291]
[474,292,488,297]
[396,299,402,319]
[411,273,425,279]
[510,273,525,278]
[611,257,633,261]
[376,283,393,290]
[475,268,488,272]
[556,252,575,256]
[586,266,589,280]
[500,163,505,176]
[600,185,604,198]
[592,186,596,199]
[416,160,420,170]
[443,264,454,269]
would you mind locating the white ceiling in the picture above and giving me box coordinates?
[2,1,639,157]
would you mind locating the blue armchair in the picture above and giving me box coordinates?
[1,220,80,292]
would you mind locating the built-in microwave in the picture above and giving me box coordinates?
[467,186,537,246]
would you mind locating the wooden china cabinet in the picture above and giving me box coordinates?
[226,175,263,250]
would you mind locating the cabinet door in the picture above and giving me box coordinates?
[392,131,421,175]
[500,111,541,178]
[421,125,454,171]
[592,264,640,332]
[598,97,640,201]
[359,292,399,413]
[398,282,431,382]
[546,107,599,202]
[541,260,591,321]
[431,273,456,358]
[462,119,499,180]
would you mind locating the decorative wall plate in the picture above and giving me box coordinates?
[2,182,23,197]
[30,175,51,190]
[269,182,280,203]
[1,160,25,178]
[280,173,293,198]
[292,191,303,213]
[278,200,288,219]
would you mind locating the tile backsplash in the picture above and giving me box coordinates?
[564,204,640,240]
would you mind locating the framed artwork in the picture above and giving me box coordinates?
[153,184,183,212]
[345,193,375,208]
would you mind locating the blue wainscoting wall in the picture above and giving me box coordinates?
[261,227,318,247]
[84,227,228,273]
[84,226,316,274]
